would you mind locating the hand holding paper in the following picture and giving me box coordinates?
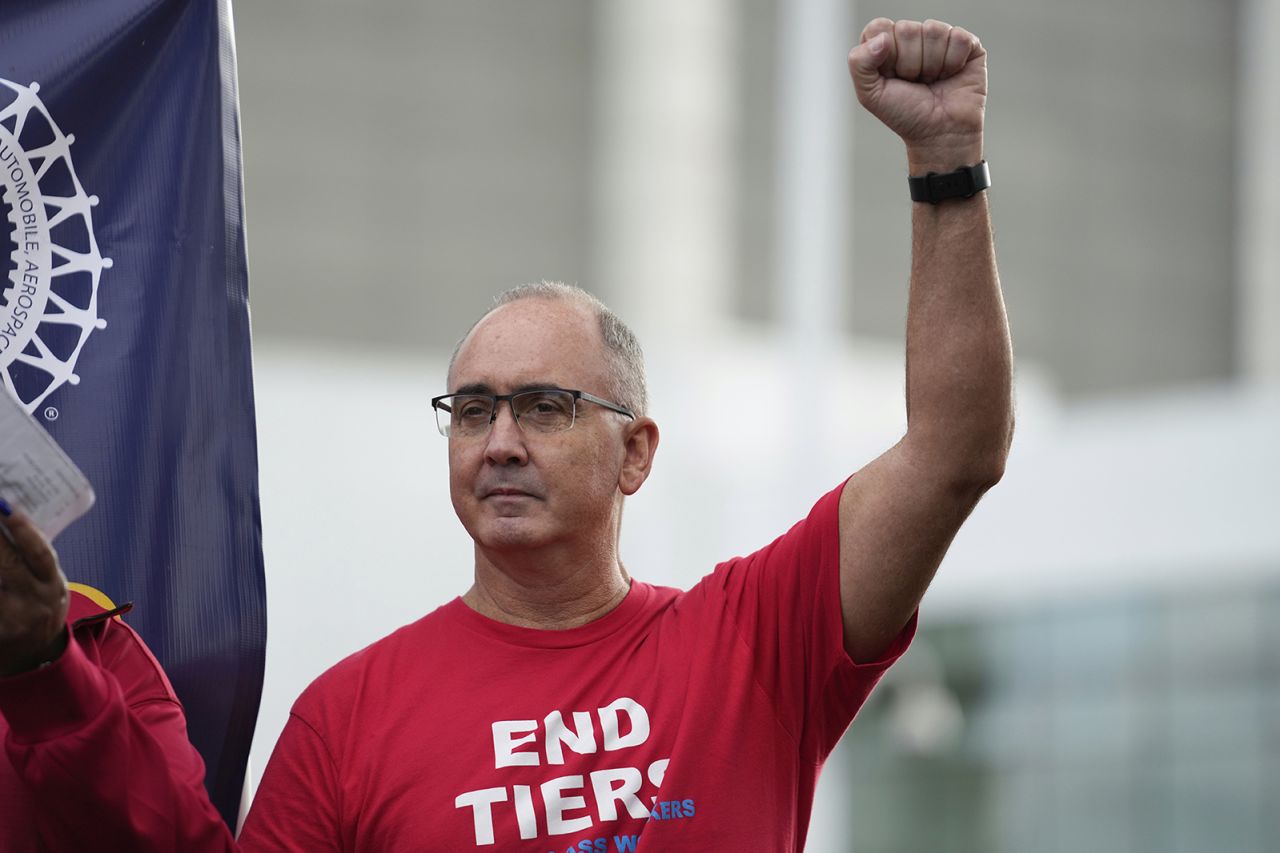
[0,389,92,675]
[0,507,69,677]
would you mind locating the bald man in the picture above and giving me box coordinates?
[240,17,1011,852]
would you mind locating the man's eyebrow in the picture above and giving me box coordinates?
[451,382,567,395]
[452,383,494,395]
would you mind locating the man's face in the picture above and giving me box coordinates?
[446,298,631,555]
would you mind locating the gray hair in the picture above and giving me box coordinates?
[448,281,649,417]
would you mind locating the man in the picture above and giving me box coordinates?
[0,17,1010,851]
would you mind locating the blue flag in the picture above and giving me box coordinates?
[0,0,265,827]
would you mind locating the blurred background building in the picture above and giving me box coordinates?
[231,0,1279,849]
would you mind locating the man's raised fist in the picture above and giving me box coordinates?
[848,18,987,170]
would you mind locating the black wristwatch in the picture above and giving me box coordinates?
[908,161,990,204]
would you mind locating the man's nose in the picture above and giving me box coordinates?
[483,401,528,466]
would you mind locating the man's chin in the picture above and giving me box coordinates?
[476,518,551,552]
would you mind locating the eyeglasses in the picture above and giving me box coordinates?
[430,388,635,438]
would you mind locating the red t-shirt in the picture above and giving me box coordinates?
[241,484,915,852]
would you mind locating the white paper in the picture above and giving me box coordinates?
[0,389,95,539]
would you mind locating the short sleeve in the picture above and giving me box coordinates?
[688,481,915,762]
[239,711,344,852]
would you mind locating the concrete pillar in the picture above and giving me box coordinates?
[590,0,737,339]
[775,0,851,346]
[775,0,853,502]
[1238,0,1280,383]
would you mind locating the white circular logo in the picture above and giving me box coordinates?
[0,79,110,414]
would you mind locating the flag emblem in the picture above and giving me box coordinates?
[0,78,110,414]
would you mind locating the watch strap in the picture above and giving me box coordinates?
[908,161,991,204]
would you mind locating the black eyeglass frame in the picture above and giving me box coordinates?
[430,388,636,437]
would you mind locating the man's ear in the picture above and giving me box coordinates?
[618,418,660,496]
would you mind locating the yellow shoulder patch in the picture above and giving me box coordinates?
[67,582,120,615]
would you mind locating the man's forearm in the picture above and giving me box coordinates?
[902,165,1013,486]
[848,21,1013,486]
